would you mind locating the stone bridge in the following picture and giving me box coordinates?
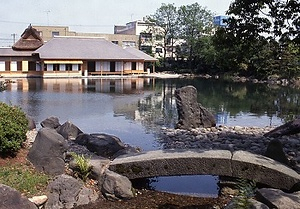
[109,149,300,191]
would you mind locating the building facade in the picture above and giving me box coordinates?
[0,25,156,78]
[33,25,140,49]
[213,16,229,27]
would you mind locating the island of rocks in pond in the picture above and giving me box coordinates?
[1,85,300,209]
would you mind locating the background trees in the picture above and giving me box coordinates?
[146,3,178,63]
[147,1,299,79]
[146,3,215,72]
[214,0,299,79]
[177,3,215,71]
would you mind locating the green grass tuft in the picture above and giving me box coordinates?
[0,164,50,197]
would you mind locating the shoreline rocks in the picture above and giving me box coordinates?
[158,125,300,171]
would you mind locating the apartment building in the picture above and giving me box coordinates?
[33,25,139,49]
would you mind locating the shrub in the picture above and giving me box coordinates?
[70,152,92,182]
[0,102,28,155]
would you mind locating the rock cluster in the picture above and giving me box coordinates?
[158,125,300,208]
[21,116,139,209]
[158,125,300,167]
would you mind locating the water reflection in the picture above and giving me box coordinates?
[2,77,300,143]
[5,77,155,94]
[2,77,300,197]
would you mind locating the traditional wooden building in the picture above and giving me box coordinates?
[34,36,156,77]
[0,25,43,77]
[0,26,157,78]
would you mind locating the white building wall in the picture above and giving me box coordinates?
[60,65,66,71]
[36,63,41,71]
[0,62,5,71]
[10,61,17,71]
[47,64,53,71]
[138,62,143,70]
[22,61,28,72]
[124,62,131,70]
[73,64,79,71]
[102,62,110,71]
[96,62,101,71]
[116,62,123,72]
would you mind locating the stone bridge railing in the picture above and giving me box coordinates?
[109,149,300,191]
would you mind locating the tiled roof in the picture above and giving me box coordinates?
[0,48,34,56]
[124,47,157,62]
[35,37,145,61]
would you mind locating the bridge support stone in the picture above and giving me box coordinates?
[109,149,300,191]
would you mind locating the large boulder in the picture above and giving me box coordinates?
[265,139,290,166]
[56,121,83,140]
[101,170,134,200]
[264,118,300,137]
[27,128,68,175]
[75,133,126,159]
[0,184,37,209]
[26,115,36,130]
[257,188,300,209]
[175,85,216,129]
[40,116,61,129]
[45,174,98,209]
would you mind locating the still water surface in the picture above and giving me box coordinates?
[1,77,299,196]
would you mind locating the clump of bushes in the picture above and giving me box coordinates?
[70,152,92,182]
[0,102,28,155]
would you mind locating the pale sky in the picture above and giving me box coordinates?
[0,0,232,46]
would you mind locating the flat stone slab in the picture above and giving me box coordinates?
[231,150,300,190]
[110,149,233,178]
[109,149,300,191]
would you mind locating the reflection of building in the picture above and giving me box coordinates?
[5,77,153,94]
[0,25,157,78]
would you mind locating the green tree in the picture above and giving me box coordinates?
[146,3,179,64]
[213,0,300,78]
[177,3,215,71]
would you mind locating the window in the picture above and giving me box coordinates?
[140,46,152,54]
[66,64,72,71]
[131,62,137,70]
[5,61,10,71]
[156,48,163,53]
[52,31,59,37]
[53,64,60,71]
[17,61,22,71]
[123,41,136,47]
[112,41,118,45]
[140,33,152,42]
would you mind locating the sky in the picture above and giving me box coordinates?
[0,0,232,47]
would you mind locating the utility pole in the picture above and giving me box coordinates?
[11,33,17,44]
[45,10,51,25]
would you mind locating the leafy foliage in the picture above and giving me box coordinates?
[146,3,178,62]
[233,179,256,208]
[70,152,92,182]
[0,102,28,155]
[212,0,300,79]
[177,3,215,70]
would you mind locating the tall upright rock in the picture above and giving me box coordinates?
[175,85,216,129]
